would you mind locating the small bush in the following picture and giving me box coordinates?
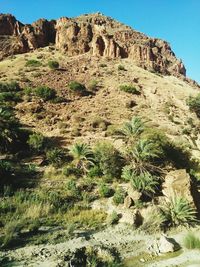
[68,81,86,94]
[98,183,113,198]
[113,188,126,205]
[0,92,21,102]
[0,81,20,93]
[119,84,140,94]
[184,232,200,249]
[187,94,200,117]
[25,59,42,67]
[160,196,197,227]
[107,211,119,225]
[46,148,65,167]
[48,60,59,70]
[28,133,46,152]
[94,142,124,179]
[118,65,126,71]
[34,86,56,101]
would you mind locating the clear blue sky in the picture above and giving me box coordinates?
[1,0,200,83]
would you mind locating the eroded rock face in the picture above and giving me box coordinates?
[162,169,194,206]
[0,13,186,77]
[0,14,56,59]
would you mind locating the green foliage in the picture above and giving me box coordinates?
[98,183,113,198]
[0,160,14,186]
[119,84,140,94]
[48,60,59,70]
[187,94,200,117]
[119,116,144,143]
[118,65,126,71]
[34,86,56,101]
[68,81,86,94]
[130,172,158,197]
[0,107,26,153]
[25,59,42,67]
[129,138,163,175]
[184,232,200,249]
[94,142,124,179]
[62,164,81,177]
[107,211,119,225]
[28,133,46,152]
[87,165,102,178]
[122,167,158,197]
[70,143,93,174]
[0,92,21,102]
[66,179,80,198]
[46,148,65,167]
[160,196,197,227]
[113,188,126,205]
[0,81,20,93]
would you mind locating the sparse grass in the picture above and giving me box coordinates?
[48,60,59,70]
[118,65,126,71]
[25,59,42,67]
[184,232,200,249]
[119,84,140,94]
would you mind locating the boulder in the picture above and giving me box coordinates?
[147,235,180,255]
[162,169,194,206]
[124,196,134,209]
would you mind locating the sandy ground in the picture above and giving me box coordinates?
[1,224,200,267]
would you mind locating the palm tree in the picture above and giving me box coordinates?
[70,143,94,174]
[129,139,163,175]
[119,116,144,144]
[122,166,158,197]
[160,195,197,227]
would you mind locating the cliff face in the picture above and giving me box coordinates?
[0,13,186,77]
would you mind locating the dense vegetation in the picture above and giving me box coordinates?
[0,79,199,252]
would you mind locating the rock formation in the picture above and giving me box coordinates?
[0,13,186,77]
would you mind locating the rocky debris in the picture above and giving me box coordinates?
[0,13,186,77]
[162,169,194,206]
[147,235,181,255]
[124,196,134,209]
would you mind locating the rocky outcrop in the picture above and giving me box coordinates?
[0,13,186,77]
[0,14,56,59]
[162,169,194,206]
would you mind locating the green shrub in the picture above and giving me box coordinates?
[68,81,86,94]
[94,142,124,179]
[187,94,200,117]
[118,65,126,71]
[113,188,126,205]
[0,92,21,102]
[119,84,140,94]
[184,232,200,249]
[87,165,102,178]
[130,171,159,197]
[28,133,46,152]
[62,164,81,177]
[98,183,113,198]
[48,60,59,70]
[46,148,65,167]
[107,211,119,225]
[0,81,20,93]
[160,196,197,227]
[25,59,42,67]
[34,86,56,101]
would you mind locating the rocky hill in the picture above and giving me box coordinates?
[1,12,200,267]
[0,13,186,77]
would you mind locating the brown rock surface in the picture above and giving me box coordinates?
[162,169,194,205]
[0,13,186,77]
